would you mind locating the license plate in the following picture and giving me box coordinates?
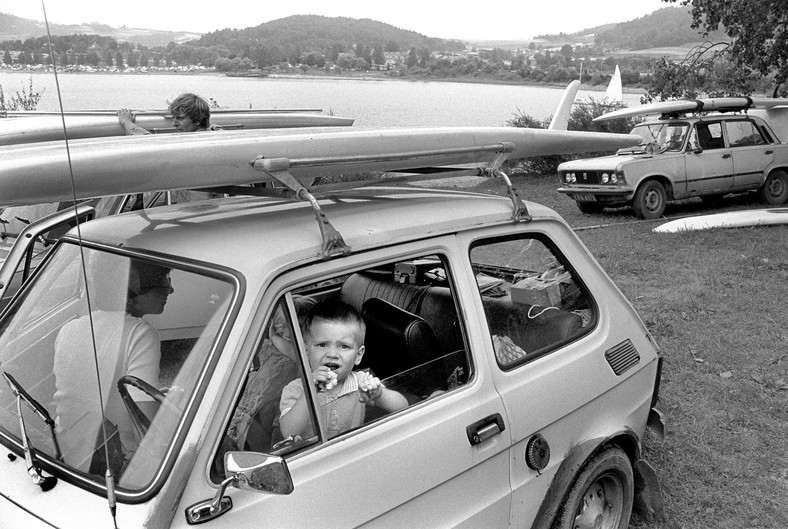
[574,194,596,202]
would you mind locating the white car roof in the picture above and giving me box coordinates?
[69,187,560,273]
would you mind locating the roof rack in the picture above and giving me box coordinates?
[246,143,530,259]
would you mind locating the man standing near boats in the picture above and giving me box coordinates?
[118,92,220,134]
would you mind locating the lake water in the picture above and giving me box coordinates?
[0,71,644,127]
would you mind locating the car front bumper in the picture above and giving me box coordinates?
[557,186,635,206]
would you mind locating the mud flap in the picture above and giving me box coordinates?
[633,459,665,523]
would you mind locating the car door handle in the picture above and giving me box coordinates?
[721,153,731,159]
[466,413,505,446]
[764,149,774,155]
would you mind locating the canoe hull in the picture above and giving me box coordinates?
[595,97,788,122]
[0,113,354,146]
[0,127,639,206]
[654,208,788,232]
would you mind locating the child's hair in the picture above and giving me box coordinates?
[305,299,366,344]
[168,93,211,129]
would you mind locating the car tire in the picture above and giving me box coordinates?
[758,169,788,205]
[632,180,666,219]
[576,201,604,214]
[553,446,634,529]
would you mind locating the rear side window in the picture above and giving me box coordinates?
[726,120,766,147]
[470,235,594,369]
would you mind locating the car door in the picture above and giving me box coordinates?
[460,224,659,527]
[684,122,734,195]
[724,119,775,190]
[177,241,512,528]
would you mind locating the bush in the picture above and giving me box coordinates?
[0,77,43,111]
[505,100,641,176]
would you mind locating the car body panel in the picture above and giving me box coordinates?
[0,186,662,528]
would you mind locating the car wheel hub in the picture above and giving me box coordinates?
[573,475,623,529]
[769,177,785,197]
[645,190,662,211]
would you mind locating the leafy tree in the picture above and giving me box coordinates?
[663,0,788,97]
[116,51,124,69]
[405,47,418,69]
[85,50,100,67]
[3,49,11,65]
[372,45,385,66]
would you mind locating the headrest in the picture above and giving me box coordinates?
[360,297,439,380]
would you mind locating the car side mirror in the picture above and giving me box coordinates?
[184,451,294,524]
[226,451,294,495]
[693,147,703,154]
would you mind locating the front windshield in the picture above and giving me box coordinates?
[0,242,235,493]
[630,122,689,153]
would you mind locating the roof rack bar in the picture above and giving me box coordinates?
[199,167,488,198]
[260,142,514,170]
[251,158,351,260]
[495,169,531,222]
[484,145,530,222]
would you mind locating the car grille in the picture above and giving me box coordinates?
[565,170,603,185]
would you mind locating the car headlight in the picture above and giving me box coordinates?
[601,172,609,184]
[610,173,618,184]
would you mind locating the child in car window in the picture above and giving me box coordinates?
[279,299,408,440]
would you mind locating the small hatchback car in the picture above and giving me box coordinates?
[0,175,664,528]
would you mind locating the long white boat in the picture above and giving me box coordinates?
[0,126,640,207]
[0,110,355,146]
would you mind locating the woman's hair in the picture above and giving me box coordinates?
[168,93,211,129]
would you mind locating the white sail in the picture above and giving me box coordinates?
[604,65,623,103]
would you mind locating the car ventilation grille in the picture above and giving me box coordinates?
[575,171,603,184]
[604,339,640,375]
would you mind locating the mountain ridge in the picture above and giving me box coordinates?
[1,7,723,52]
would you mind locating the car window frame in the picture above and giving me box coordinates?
[212,240,478,472]
[468,230,598,371]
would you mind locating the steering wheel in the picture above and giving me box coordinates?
[117,375,179,437]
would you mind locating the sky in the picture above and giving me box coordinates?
[6,0,672,41]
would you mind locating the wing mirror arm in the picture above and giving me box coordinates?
[185,451,294,524]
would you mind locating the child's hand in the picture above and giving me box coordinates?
[312,366,338,391]
[357,371,383,403]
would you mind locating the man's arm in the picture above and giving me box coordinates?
[118,108,150,136]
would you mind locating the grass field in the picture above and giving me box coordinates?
[466,173,788,528]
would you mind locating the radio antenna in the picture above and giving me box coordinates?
[41,2,119,526]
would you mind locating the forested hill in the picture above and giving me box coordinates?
[197,15,465,54]
[535,7,727,50]
[595,7,726,50]
[0,12,199,47]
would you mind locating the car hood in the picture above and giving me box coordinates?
[558,153,653,171]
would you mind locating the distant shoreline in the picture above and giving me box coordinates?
[0,66,647,95]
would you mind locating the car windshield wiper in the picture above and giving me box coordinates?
[2,371,59,491]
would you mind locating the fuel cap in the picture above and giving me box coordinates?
[525,434,550,472]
